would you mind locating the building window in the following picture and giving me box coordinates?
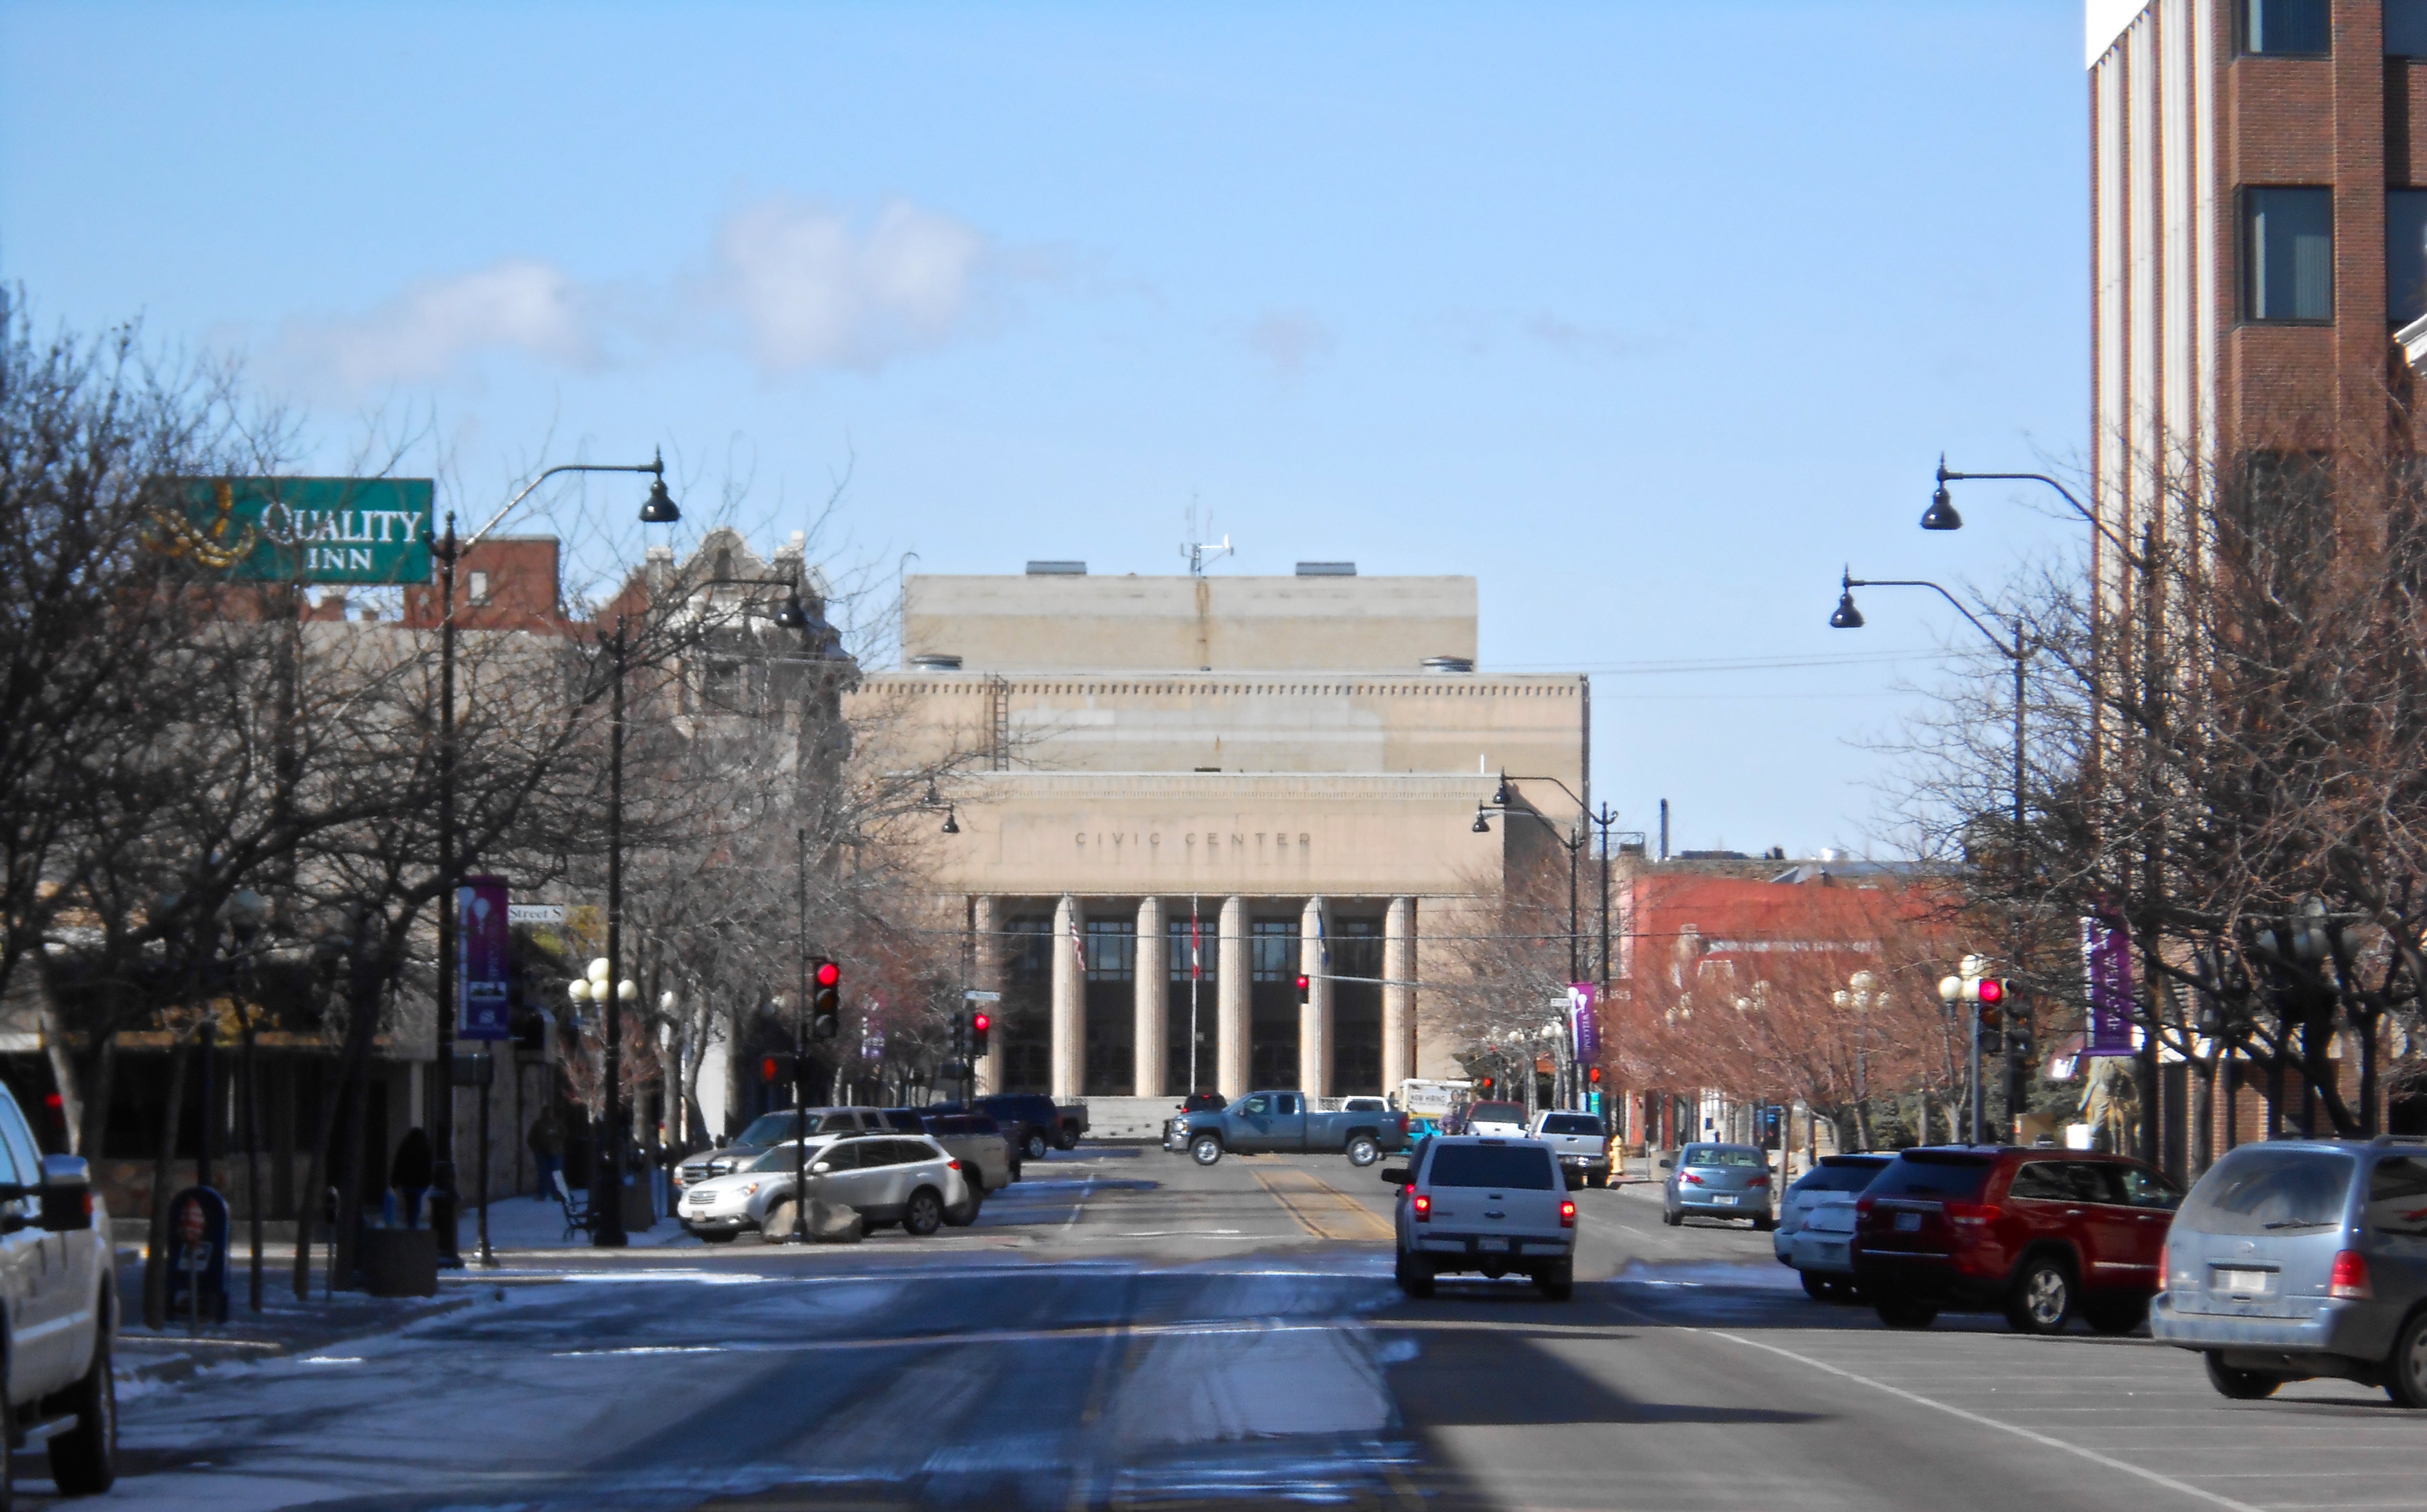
[2391,0,2427,56]
[1167,917,1217,983]
[2393,192,2427,325]
[467,570,490,605]
[2240,0,2329,55]
[1084,920,1134,982]
[2243,187,2333,322]
[1250,920,1298,982]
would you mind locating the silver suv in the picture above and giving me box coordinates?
[1383,1136,1577,1300]
[2152,1136,2427,1405]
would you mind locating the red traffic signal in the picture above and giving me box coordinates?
[1976,978,2005,1005]
[760,1056,779,1083]
[1587,1066,1603,1084]
[972,1011,990,1035]
[815,961,840,989]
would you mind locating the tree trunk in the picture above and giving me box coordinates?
[141,1038,191,1331]
[291,966,382,1300]
[79,1022,119,1161]
[38,999,82,1155]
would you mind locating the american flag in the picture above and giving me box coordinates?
[1190,897,1202,980]
[1071,912,1087,973]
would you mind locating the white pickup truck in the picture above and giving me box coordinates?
[1384,1135,1576,1301]
[0,1080,116,1504]
[1528,1110,1612,1188]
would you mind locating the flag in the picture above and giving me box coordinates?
[1071,912,1087,975]
[1190,896,1202,980]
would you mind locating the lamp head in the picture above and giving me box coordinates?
[940,806,960,835]
[1921,455,1963,530]
[638,450,681,525]
[1472,809,1493,834]
[772,591,809,633]
[1492,774,1515,808]
[1829,572,1865,630]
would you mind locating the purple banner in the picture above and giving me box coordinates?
[458,875,511,1041]
[2079,916,2135,1057]
[1567,983,1601,1063]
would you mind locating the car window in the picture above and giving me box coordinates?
[2178,1147,2356,1234]
[814,1143,861,1173]
[1428,1144,1557,1191]
[2064,1162,2126,1204]
[1685,1146,1762,1168]
[2115,1165,2181,1210]
[1241,1094,1270,1115]
[2008,1161,2069,1201]
[1867,1153,1994,1202]
[1467,1102,1526,1125]
[1269,1094,1294,1116]
[1541,1114,1603,1137]
[2366,1156,2427,1238]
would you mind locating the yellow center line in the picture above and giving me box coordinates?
[1252,1167,1397,1242]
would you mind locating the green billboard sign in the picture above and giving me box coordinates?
[152,478,435,585]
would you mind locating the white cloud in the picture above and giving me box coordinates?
[714,197,988,372]
[279,259,596,388]
[1244,309,1335,381]
[274,196,997,391]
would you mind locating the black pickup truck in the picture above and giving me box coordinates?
[956,1093,1089,1161]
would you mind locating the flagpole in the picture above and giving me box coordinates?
[1189,895,1201,1094]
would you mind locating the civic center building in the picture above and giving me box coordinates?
[855,564,1587,1105]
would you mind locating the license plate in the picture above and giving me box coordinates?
[1478,1237,1510,1252]
[1895,1211,1921,1232]
[2214,1268,2270,1293]
[1709,1194,1737,1205]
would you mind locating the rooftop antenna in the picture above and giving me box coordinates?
[1181,499,1233,577]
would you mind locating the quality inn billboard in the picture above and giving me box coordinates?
[151,477,435,585]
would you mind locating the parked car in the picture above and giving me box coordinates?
[1852,1147,2180,1332]
[1382,1136,1576,1300]
[970,1093,1087,1161]
[1173,1090,1411,1167]
[680,1133,974,1241]
[1661,1143,1775,1229]
[1530,1110,1612,1188]
[920,1112,1015,1220]
[1775,1153,1893,1299]
[1463,1100,1530,1138]
[674,1106,884,1191]
[1162,1091,1229,1151]
[0,1081,114,1500]
[2150,1137,2427,1406]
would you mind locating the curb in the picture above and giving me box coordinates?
[116,1294,477,1386]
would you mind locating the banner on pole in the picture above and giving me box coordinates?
[1566,983,1601,1062]
[458,875,511,1041]
[2080,917,2136,1056]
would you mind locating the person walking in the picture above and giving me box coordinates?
[527,1109,564,1201]
[389,1126,434,1228]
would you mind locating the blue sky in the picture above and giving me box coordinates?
[0,1,2089,856]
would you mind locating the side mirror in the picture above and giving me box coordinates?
[38,1154,92,1233]
[1657,1158,1674,1171]
[1378,1165,1409,1187]
[811,1162,832,1175]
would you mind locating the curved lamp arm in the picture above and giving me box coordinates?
[1842,572,2025,661]
[1937,457,2144,566]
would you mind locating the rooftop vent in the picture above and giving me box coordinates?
[907,654,964,671]
[1296,561,1356,576]
[1025,560,1087,576]
[1422,656,1475,673]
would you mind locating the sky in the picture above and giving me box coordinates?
[0,1,2091,857]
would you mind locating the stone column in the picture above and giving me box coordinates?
[1300,896,1332,1098]
[1051,894,1083,1102]
[972,896,1004,1095]
[1134,897,1167,1099]
[1217,896,1249,1098]
[1383,897,1416,1090]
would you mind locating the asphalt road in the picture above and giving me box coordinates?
[64,1146,2427,1511]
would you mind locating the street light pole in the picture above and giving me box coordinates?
[432,454,676,1267]
[595,616,632,1248]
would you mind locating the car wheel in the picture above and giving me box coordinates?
[943,1189,982,1228]
[1800,1270,1831,1301]
[1875,1295,1939,1330]
[1346,1135,1380,1168]
[2206,1351,2285,1401]
[1191,1135,1224,1167]
[697,1230,737,1245]
[1395,1250,1435,1299]
[47,1327,114,1496]
[2385,1309,2427,1409]
[2084,1294,2149,1336]
[1752,1213,1776,1233]
[1661,1207,1681,1227]
[759,1201,798,1243]
[903,1188,945,1237]
[1054,1128,1078,1152]
[2006,1257,2074,1336]
[1024,1131,1050,1162]
[1536,1261,1574,1302]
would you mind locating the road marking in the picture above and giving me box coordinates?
[1063,1178,1095,1228]
[1702,1328,2268,1512]
[1254,1168,1397,1242]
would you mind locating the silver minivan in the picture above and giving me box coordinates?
[2150,1136,2427,1405]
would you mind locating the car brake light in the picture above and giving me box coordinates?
[947,1159,962,1171]
[1559,1200,1576,1228]
[1749,1174,1770,1189]
[1681,1171,1703,1185]
[1399,1113,1409,1134]
[1413,1193,1432,1222]
[1854,1195,1875,1216]
[2330,1250,2371,1300]
[1943,1201,1996,1226]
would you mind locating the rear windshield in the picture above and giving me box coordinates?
[2367,1155,2427,1238]
[1682,1145,1763,1168]
[2180,1148,2356,1235]
[1867,1153,1993,1202]
[1427,1143,1557,1191]
[1540,1114,1604,1137]
[1791,1160,1888,1195]
[1466,1102,1526,1124]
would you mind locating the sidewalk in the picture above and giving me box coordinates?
[462,1191,700,1253]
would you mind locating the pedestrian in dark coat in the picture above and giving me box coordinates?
[390,1126,434,1228]
[527,1110,564,1202]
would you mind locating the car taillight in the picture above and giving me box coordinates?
[1855,1195,1875,1216]
[1413,1193,1432,1222]
[1943,1202,1996,1226]
[1681,1171,1703,1185]
[1559,1200,1576,1228]
[1399,1114,1409,1134]
[2330,1250,2371,1300]
[947,1159,962,1171]
[1749,1174,1770,1189]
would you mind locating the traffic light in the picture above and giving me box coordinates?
[811,958,841,1039]
[1959,975,2012,1031]
[1479,1076,1495,1096]
[1295,973,1311,1007]
[1586,1065,1603,1085]
[970,1009,990,1055]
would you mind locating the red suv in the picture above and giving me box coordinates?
[1852,1147,2182,1333]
